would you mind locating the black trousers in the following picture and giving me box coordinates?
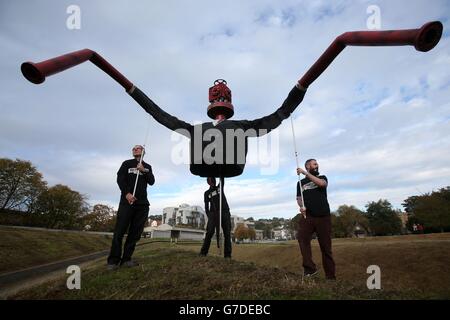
[200,210,232,257]
[107,203,149,265]
[297,215,336,279]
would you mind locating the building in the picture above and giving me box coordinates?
[144,223,205,241]
[244,220,255,230]
[143,203,207,241]
[353,223,367,238]
[148,219,162,227]
[255,229,264,241]
[230,215,245,232]
[162,204,207,230]
[230,215,264,242]
[230,215,256,232]
[273,226,291,240]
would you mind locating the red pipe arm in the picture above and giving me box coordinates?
[298,21,443,88]
[21,21,442,93]
[21,49,133,92]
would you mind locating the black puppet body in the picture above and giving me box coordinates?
[129,85,306,178]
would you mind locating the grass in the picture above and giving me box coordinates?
[0,226,113,274]
[11,233,450,299]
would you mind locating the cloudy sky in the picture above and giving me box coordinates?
[1,1,449,219]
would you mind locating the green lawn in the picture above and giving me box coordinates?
[11,233,450,299]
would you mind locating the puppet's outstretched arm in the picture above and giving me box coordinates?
[297,21,442,88]
[20,49,192,136]
[21,21,441,93]
[128,86,193,136]
[239,85,307,137]
[241,21,442,137]
[20,21,442,136]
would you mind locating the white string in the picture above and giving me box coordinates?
[132,148,145,197]
[218,177,223,255]
[132,114,152,198]
[290,115,306,218]
[142,114,152,149]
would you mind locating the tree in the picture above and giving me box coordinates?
[364,199,402,236]
[402,195,421,214]
[0,158,47,212]
[335,205,369,237]
[248,228,256,240]
[414,188,450,233]
[288,214,301,239]
[254,220,265,230]
[234,223,249,241]
[402,187,450,233]
[149,214,162,221]
[436,186,450,202]
[330,213,346,238]
[271,217,282,228]
[35,184,89,229]
[83,204,116,232]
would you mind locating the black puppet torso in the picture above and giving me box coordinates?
[129,86,306,177]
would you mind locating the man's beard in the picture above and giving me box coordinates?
[309,168,320,176]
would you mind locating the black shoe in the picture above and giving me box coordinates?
[224,256,232,260]
[121,260,139,268]
[107,263,119,271]
[199,253,207,257]
[304,270,318,277]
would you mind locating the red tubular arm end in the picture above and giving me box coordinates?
[298,21,443,88]
[21,49,133,91]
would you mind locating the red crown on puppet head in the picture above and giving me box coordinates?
[207,79,234,120]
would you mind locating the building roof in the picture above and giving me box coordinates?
[144,223,205,234]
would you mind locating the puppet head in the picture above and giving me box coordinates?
[207,79,234,120]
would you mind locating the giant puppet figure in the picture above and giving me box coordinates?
[21,21,443,249]
[21,21,443,178]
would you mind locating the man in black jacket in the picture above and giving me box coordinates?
[200,177,232,258]
[107,145,155,269]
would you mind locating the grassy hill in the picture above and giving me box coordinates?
[0,226,113,274]
[11,233,450,299]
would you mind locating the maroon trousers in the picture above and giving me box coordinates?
[297,215,336,279]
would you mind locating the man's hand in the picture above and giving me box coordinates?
[297,167,307,176]
[126,193,137,205]
[300,207,306,218]
[137,163,147,173]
